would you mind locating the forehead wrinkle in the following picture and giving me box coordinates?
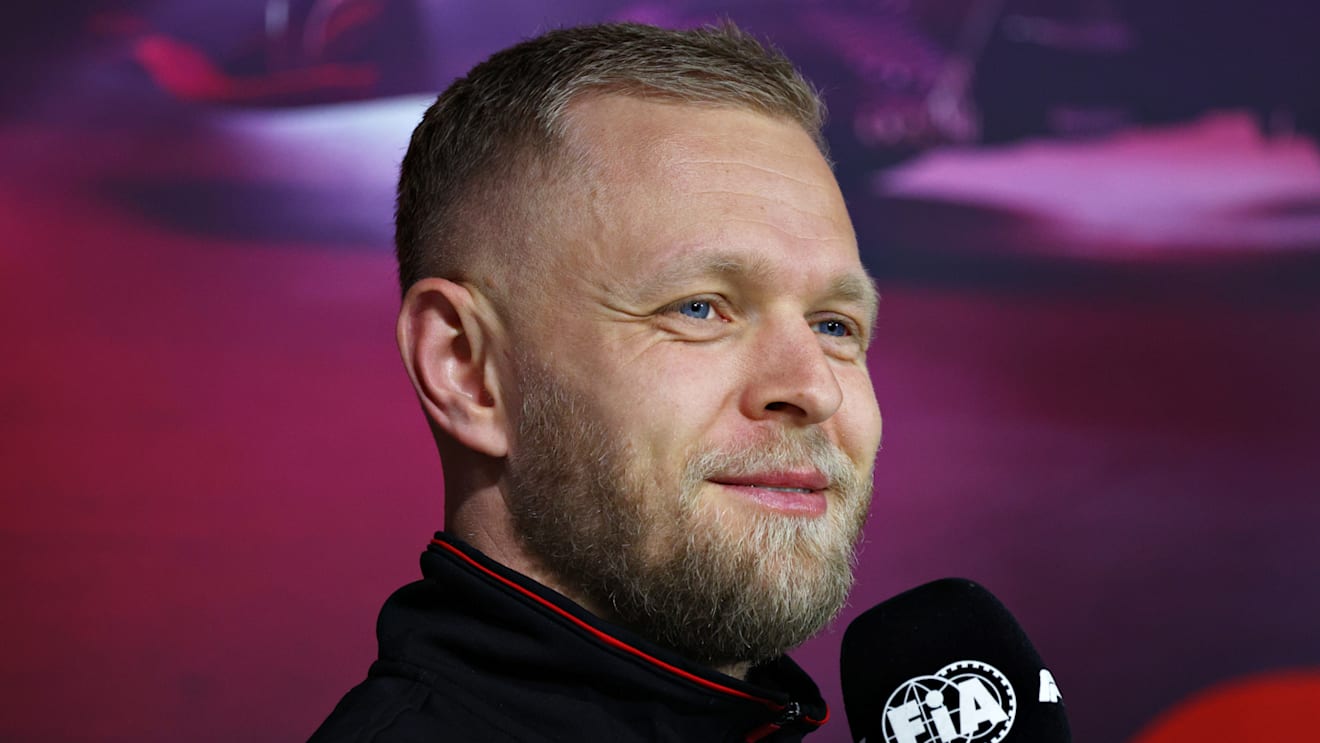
[683,178,853,242]
[701,211,851,244]
[678,158,831,191]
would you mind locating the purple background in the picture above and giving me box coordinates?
[3,2,1319,741]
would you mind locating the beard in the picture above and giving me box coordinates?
[505,357,874,670]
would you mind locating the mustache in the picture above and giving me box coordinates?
[685,429,859,490]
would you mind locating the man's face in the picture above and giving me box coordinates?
[501,96,882,669]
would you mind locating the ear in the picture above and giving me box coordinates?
[397,278,509,458]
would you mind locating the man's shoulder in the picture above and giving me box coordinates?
[307,666,532,743]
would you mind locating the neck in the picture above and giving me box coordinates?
[447,484,614,612]
[716,662,751,681]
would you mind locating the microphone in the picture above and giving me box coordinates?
[840,578,1070,743]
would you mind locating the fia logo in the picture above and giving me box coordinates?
[879,661,1016,743]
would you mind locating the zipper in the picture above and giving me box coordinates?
[744,701,804,743]
[777,701,802,725]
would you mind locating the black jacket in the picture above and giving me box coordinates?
[309,533,831,742]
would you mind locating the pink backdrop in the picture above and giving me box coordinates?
[4,2,1319,741]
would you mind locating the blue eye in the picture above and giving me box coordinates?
[814,319,850,337]
[678,300,713,319]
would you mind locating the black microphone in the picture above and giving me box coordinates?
[840,578,1070,743]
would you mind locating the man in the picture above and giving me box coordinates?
[311,21,882,742]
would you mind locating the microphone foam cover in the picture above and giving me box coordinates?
[841,578,1069,743]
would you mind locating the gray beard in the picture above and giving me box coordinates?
[505,358,873,669]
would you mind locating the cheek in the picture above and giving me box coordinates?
[602,342,740,412]
[616,360,738,464]
[838,371,883,457]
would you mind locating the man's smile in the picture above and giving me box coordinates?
[708,470,830,516]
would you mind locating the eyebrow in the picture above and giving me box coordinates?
[635,252,776,297]
[828,271,881,335]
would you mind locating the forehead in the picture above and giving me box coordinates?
[554,95,860,275]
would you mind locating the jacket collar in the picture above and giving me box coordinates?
[374,532,829,742]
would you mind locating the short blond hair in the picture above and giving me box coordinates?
[394,22,826,295]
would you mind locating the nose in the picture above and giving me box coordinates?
[740,318,843,425]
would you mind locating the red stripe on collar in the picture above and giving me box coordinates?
[430,536,824,724]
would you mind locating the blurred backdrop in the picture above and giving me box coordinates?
[3,1,1319,741]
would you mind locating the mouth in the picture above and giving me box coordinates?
[707,471,830,516]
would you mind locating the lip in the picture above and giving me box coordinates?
[710,470,829,491]
[708,471,829,516]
